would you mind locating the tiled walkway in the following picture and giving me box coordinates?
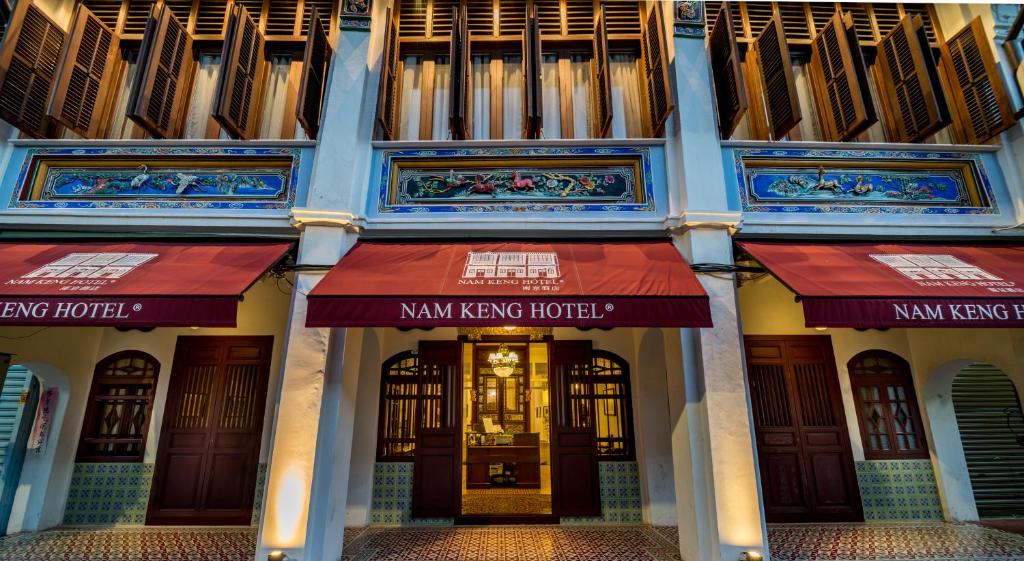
[2,522,1024,560]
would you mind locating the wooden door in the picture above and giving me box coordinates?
[549,340,601,517]
[147,336,273,525]
[745,336,863,523]
[411,340,462,518]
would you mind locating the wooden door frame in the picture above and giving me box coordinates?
[744,334,864,523]
[147,335,274,526]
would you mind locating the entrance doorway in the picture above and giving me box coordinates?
[147,336,273,525]
[461,340,553,518]
[744,335,863,523]
[399,336,609,522]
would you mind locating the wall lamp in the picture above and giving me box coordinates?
[741,552,764,561]
[268,552,289,561]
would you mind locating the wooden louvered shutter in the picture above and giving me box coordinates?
[375,8,400,140]
[941,17,1017,144]
[48,6,119,138]
[592,6,612,138]
[0,2,66,138]
[754,13,801,140]
[296,8,333,140]
[709,4,746,139]
[875,15,950,143]
[810,11,877,142]
[640,3,673,137]
[212,4,265,139]
[127,2,193,138]
[522,10,542,139]
[448,4,470,139]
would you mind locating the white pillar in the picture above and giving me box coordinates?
[256,228,357,560]
[669,230,769,561]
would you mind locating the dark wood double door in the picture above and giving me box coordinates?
[147,336,274,525]
[411,340,601,518]
[745,335,863,523]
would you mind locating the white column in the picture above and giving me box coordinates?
[256,228,357,560]
[669,229,768,561]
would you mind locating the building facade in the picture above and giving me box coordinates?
[0,2,1021,561]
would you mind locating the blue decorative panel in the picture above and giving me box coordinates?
[10,146,303,210]
[674,1,705,37]
[62,463,154,526]
[370,462,453,526]
[376,146,657,213]
[561,461,643,525]
[855,459,943,521]
[733,147,998,215]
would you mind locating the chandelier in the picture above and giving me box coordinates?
[488,344,519,378]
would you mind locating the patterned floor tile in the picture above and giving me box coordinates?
[340,526,682,561]
[767,522,1024,561]
[0,527,256,561]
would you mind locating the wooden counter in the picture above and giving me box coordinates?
[466,433,540,489]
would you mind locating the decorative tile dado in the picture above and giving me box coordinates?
[11,146,301,210]
[370,462,453,526]
[734,147,997,215]
[855,460,943,521]
[562,461,643,525]
[62,462,268,527]
[251,463,269,525]
[377,146,656,213]
[674,1,705,37]
[62,463,154,526]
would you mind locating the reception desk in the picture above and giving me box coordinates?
[466,433,540,489]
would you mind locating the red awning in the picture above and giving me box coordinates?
[307,241,711,328]
[0,241,292,327]
[739,242,1024,328]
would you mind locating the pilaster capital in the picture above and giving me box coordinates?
[290,209,364,233]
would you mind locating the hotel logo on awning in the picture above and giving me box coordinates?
[870,254,1005,283]
[12,253,158,291]
[463,252,561,279]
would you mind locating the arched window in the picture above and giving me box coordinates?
[76,351,160,462]
[377,351,422,460]
[588,350,635,459]
[848,350,928,460]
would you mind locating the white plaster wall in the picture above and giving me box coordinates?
[0,275,291,533]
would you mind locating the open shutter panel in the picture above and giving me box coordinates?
[212,4,264,139]
[296,7,333,140]
[522,10,542,139]
[0,2,66,138]
[127,2,193,138]
[448,4,470,139]
[876,15,950,143]
[375,8,400,140]
[592,6,612,138]
[640,3,673,137]
[941,17,1017,144]
[47,5,119,138]
[810,11,877,141]
[754,13,801,140]
[709,4,746,139]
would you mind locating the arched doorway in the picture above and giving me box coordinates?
[952,362,1024,518]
